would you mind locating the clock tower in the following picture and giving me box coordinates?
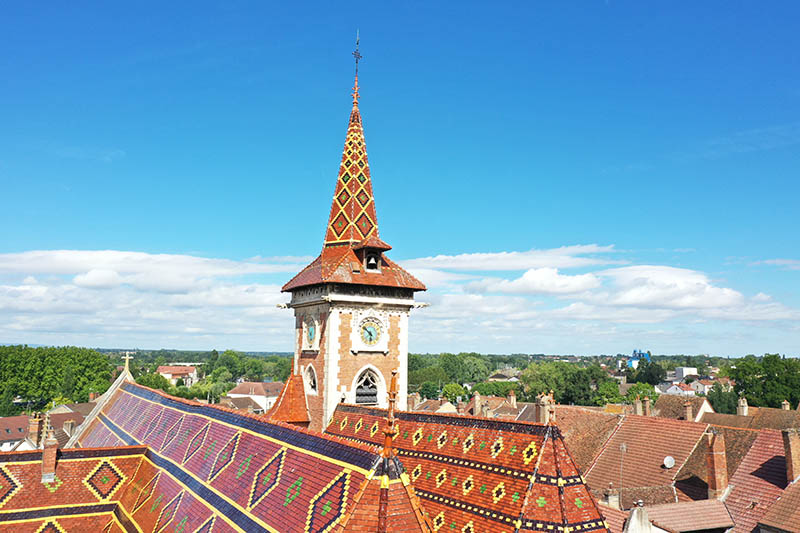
[275,68,426,432]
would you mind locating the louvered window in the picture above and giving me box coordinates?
[355,370,378,405]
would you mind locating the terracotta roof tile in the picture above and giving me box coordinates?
[654,395,708,420]
[750,406,800,430]
[585,415,708,507]
[263,371,310,424]
[156,365,196,375]
[724,429,788,532]
[327,404,611,533]
[0,415,28,442]
[700,412,754,428]
[759,479,800,532]
[644,499,734,530]
[552,405,622,474]
[227,381,283,397]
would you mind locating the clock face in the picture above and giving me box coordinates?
[307,322,316,344]
[360,319,381,346]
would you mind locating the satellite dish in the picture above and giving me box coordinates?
[663,456,675,469]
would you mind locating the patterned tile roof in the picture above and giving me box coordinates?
[65,381,430,532]
[282,76,425,293]
[584,415,708,508]
[723,429,788,533]
[327,404,611,533]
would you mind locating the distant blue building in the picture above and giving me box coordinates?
[626,349,651,369]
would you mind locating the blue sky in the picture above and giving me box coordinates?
[1,2,798,355]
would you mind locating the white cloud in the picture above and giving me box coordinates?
[401,244,623,271]
[465,268,600,295]
[74,269,124,289]
[759,259,800,271]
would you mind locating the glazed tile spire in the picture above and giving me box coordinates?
[323,70,380,247]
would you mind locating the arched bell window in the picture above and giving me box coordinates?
[355,369,379,405]
[365,252,380,272]
[305,365,317,393]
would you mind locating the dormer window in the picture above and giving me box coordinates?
[365,252,380,272]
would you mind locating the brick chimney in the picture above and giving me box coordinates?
[507,389,517,409]
[457,401,466,415]
[643,396,652,417]
[634,397,643,416]
[782,400,791,411]
[28,413,43,448]
[683,399,693,421]
[89,392,98,401]
[41,430,58,483]
[707,430,728,499]
[737,396,748,417]
[782,428,800,483]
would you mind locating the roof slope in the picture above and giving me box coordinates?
[228,381,284,397]
[584,415,708,508]
[654,395,708,420]
[264,371,310,425]
[700,412,754,428]
[724,429,787,533]
[551,406,622,474]
[327,404,611,533]
[644,499,734,531]
[73,381,427,531]
[759,479,800,532]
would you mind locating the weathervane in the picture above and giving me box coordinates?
[352,30,362,104]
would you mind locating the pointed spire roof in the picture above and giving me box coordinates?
[323,74,380,247]
[282,61,425,293]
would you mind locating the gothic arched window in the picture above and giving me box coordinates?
[355,369,378,405]
[305,366,317,393]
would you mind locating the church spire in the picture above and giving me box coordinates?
[323,38,381,248]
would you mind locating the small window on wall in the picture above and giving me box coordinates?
[306,366,318,393]
[355,369,378,405]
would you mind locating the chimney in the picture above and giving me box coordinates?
[782,400,791,411]
[472,392,481,416]
[507,389,517,409]
[89,392,98,402]
[28,413,43,448]
[634,397,643,416]
[643,396,652,417]
[409,392,420,411]
[536,393,551,425]
[41,430,58,483]
[683,399,693,421]
[63,419,75,436]
[782,428,800,483]
[457,401,466,415]
[707,430,728,499]
[737,396,748,417]
[603,483,621,510]
[623,503,651,533]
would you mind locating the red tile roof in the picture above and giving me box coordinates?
[227,381,283,397]
[327,404,612,533]
[584,415,709,507]
[644,499,734,531]
[724,429,788,532]
[551,406,622,474]
[654,395,708,420]
[759,479,800,532]
[0,415,28,442]
[263,371,310,425]
[156,365,196,375]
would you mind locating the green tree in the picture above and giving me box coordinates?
[136,372,172,393]
[594,380,624,406]
[624,383,658,404]
[442,383,467,403]
[419,382,439,400]
[707,383,738,414]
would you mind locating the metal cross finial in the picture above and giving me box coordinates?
[352,30,362,76]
